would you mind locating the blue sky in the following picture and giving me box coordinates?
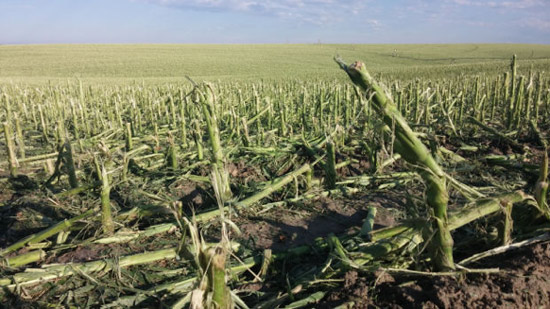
[1,0,549,44]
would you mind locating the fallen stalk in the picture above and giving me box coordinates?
[336,58,455,270]
[1,248,178,290]
[467,116,526,153]
[0,209,96,256]
[234,163,311,209]
[370,191,528,242]
[459,232,550,265]
[0,250,46,268]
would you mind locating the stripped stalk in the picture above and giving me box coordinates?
[512,76,525,130]
[14,116,25,160]
[64,141,79,188]
[3,122,18,177]
[0,209,95,256]
[535,149,549,218]
[101,164,113,234]
[499,201,513,245]
[166,133,178,170]
[1,248,177,289]
[335,58,454,270]
[324,140,337,189]
[467,116,525,153]
[193,120,204,161]
[361,206,377,238]
[0,250,45,268]
[507,54,517,129]
[95,153,114,235]
[209,247,231,308]
[234,163,311,209]
[198,84,232,200]
[125,122,133,151]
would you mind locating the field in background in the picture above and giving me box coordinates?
[1,44,550,84]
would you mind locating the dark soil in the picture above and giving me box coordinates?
[324,241,550,308]
[2,147,550,309]
[237,193,402,252]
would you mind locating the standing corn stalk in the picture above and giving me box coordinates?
[196,84,232,201]
[94,143,114,235]
[324,139,337,190]
[99,163,113,235]
[335,58,454,271]
[3,122,18,177]
[180,171,234,308]
[535,149,549,219]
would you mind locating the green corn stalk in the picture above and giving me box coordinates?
[324,140,337,190]
[507,55,517,129]
[533,73,543,122]
[473,76,480,118]
[94,152,114,235]
[490,77,499,120]
[38,105,50,144]
[3,122,18,177]
[512,76,525,130]
[503,71,510,104]
[499,201,513,246]
[241,117,251,147]
[70,99,81,142]
[78,80,91,137]
[253,87,262,144]
[166,134,178,170]
[198,84,232,200]
[153,122,160,152]
[208,247,232,308]
[100,163,113,235]
[4,94,12,125]
[360,206,377,238]
[279,102,287,137]
[14,116,25,160]
[101,162,114,235]
[458,92,465,126]
[64,141,79,189]
[193,120,204,161]
[413,81,420,123]
[396,89,403,114]
[0,208,95,256]
[335,58,454,271]
[535,149,549,219]
[525,74,534,122]
[30,103,38,130]
[0,250,45,268]
[125,122,133,151]
[180,94,189,148]
[301,88,309,132]
[305,167,313,190]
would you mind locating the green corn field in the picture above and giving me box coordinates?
[1,44,550,307]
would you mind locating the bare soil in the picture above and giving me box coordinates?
[323,241,550,308]
[2,156,550,308]
[237,193,400,251]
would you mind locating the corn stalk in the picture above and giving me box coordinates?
[335,58,454,270]
[196,84,233,201]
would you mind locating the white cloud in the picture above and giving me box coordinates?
[452,0,547,8]
[142,0,373,25]
[520,17,550,31]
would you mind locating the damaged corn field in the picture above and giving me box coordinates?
[1,45,550,308]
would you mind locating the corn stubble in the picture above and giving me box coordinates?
[0,52,549,307]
